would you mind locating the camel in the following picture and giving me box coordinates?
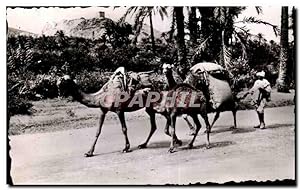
[58,67,184,156]
[127,76,211,153]
[184,64,238,131]
[58,67,154,157]
[162,63,237,131]
[162,63,196,135]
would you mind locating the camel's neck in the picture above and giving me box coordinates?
[165,71,177,89]
[165,69,183,89]
[71,84,103,108]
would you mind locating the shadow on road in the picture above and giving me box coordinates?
[231,127,256,134]
[182,141,236,150]
[208,126,255,135]
[209,127,233,135]
[266,123,294,129]
[144,140,190,149]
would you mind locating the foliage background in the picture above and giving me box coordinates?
[7,7,296,116]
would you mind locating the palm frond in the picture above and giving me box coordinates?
[168,8,176,41]
[133,7,147,30]
[219,31,233,73]
[236,16,279,36]
[214,7,227,25]
[233,30,248,59]
[132,8,148,44]
[156,6,168,20]
[191,35,211,61]
[119,6,139,23]
[220,45,233,69]
[255,6,263,14]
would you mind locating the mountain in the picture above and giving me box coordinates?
[42,17,106,39]
[41,16,163,41]
[8,27,38,38]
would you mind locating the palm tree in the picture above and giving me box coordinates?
[120,6,168,54]
[55,30,68,49]
[194,7,279,72]
[291,7,296,84]
[277,6,289,92]
[188,7,198,45]
[174,7,188,77]
[257,33,264,45]
[101,18,133,48]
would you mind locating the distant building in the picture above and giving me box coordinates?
[99,11,105,18]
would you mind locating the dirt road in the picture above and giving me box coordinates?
[9,106,295,185]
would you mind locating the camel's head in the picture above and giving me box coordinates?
[184,69,209,90]
[57,75,78,97]
[162,63,174,74]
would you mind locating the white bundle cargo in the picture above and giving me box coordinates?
[190,62,225,73]
[206,74,233,110]
[190,62,230,81]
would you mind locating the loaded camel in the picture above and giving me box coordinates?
[184,62,238,131]
[58,67,183,156]
[162,63,237,132]
[58,67,151,157]
[127,76,212,153]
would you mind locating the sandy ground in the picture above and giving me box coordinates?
[9,106,295,185]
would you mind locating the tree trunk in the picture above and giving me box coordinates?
[188,7,198,45]
[149,11,156,55]
[174,7,188,78]
[277,6,289,92]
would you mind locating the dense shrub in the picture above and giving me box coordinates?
[75,71,110,93]
[8,78,33,117]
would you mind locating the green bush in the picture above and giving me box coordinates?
[75,71,110,93]
[8,78,33,117]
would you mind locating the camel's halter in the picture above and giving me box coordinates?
[185,68,209,89]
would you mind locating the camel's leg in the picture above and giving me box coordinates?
[210,111,220,130]
[204,111,220,133]
[183,114,196,135]
[168,113,177,153]
[164,117,171,136]
[201,113,211,149]
[138,109,157,149]
[188,114,202,149]
[230,109,237,129]
[118,111,131,153]
[85,110,106,157]
[164,116,182,146]
[230,102,239,129]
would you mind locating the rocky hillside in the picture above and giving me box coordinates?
[42,17,106,39]
[41,16,162,41]
[8,27,38,38]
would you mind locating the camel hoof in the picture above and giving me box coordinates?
[175,139,183,146]
[204,129,211,134]
[229,126,237,130]
[84,152,94,157]
[122,149,131,153]
[188,144,193,149]
[168,148,176,153]
[206,145,211,149]
[138,144,147,149]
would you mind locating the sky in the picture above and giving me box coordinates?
[6,6,286,42]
